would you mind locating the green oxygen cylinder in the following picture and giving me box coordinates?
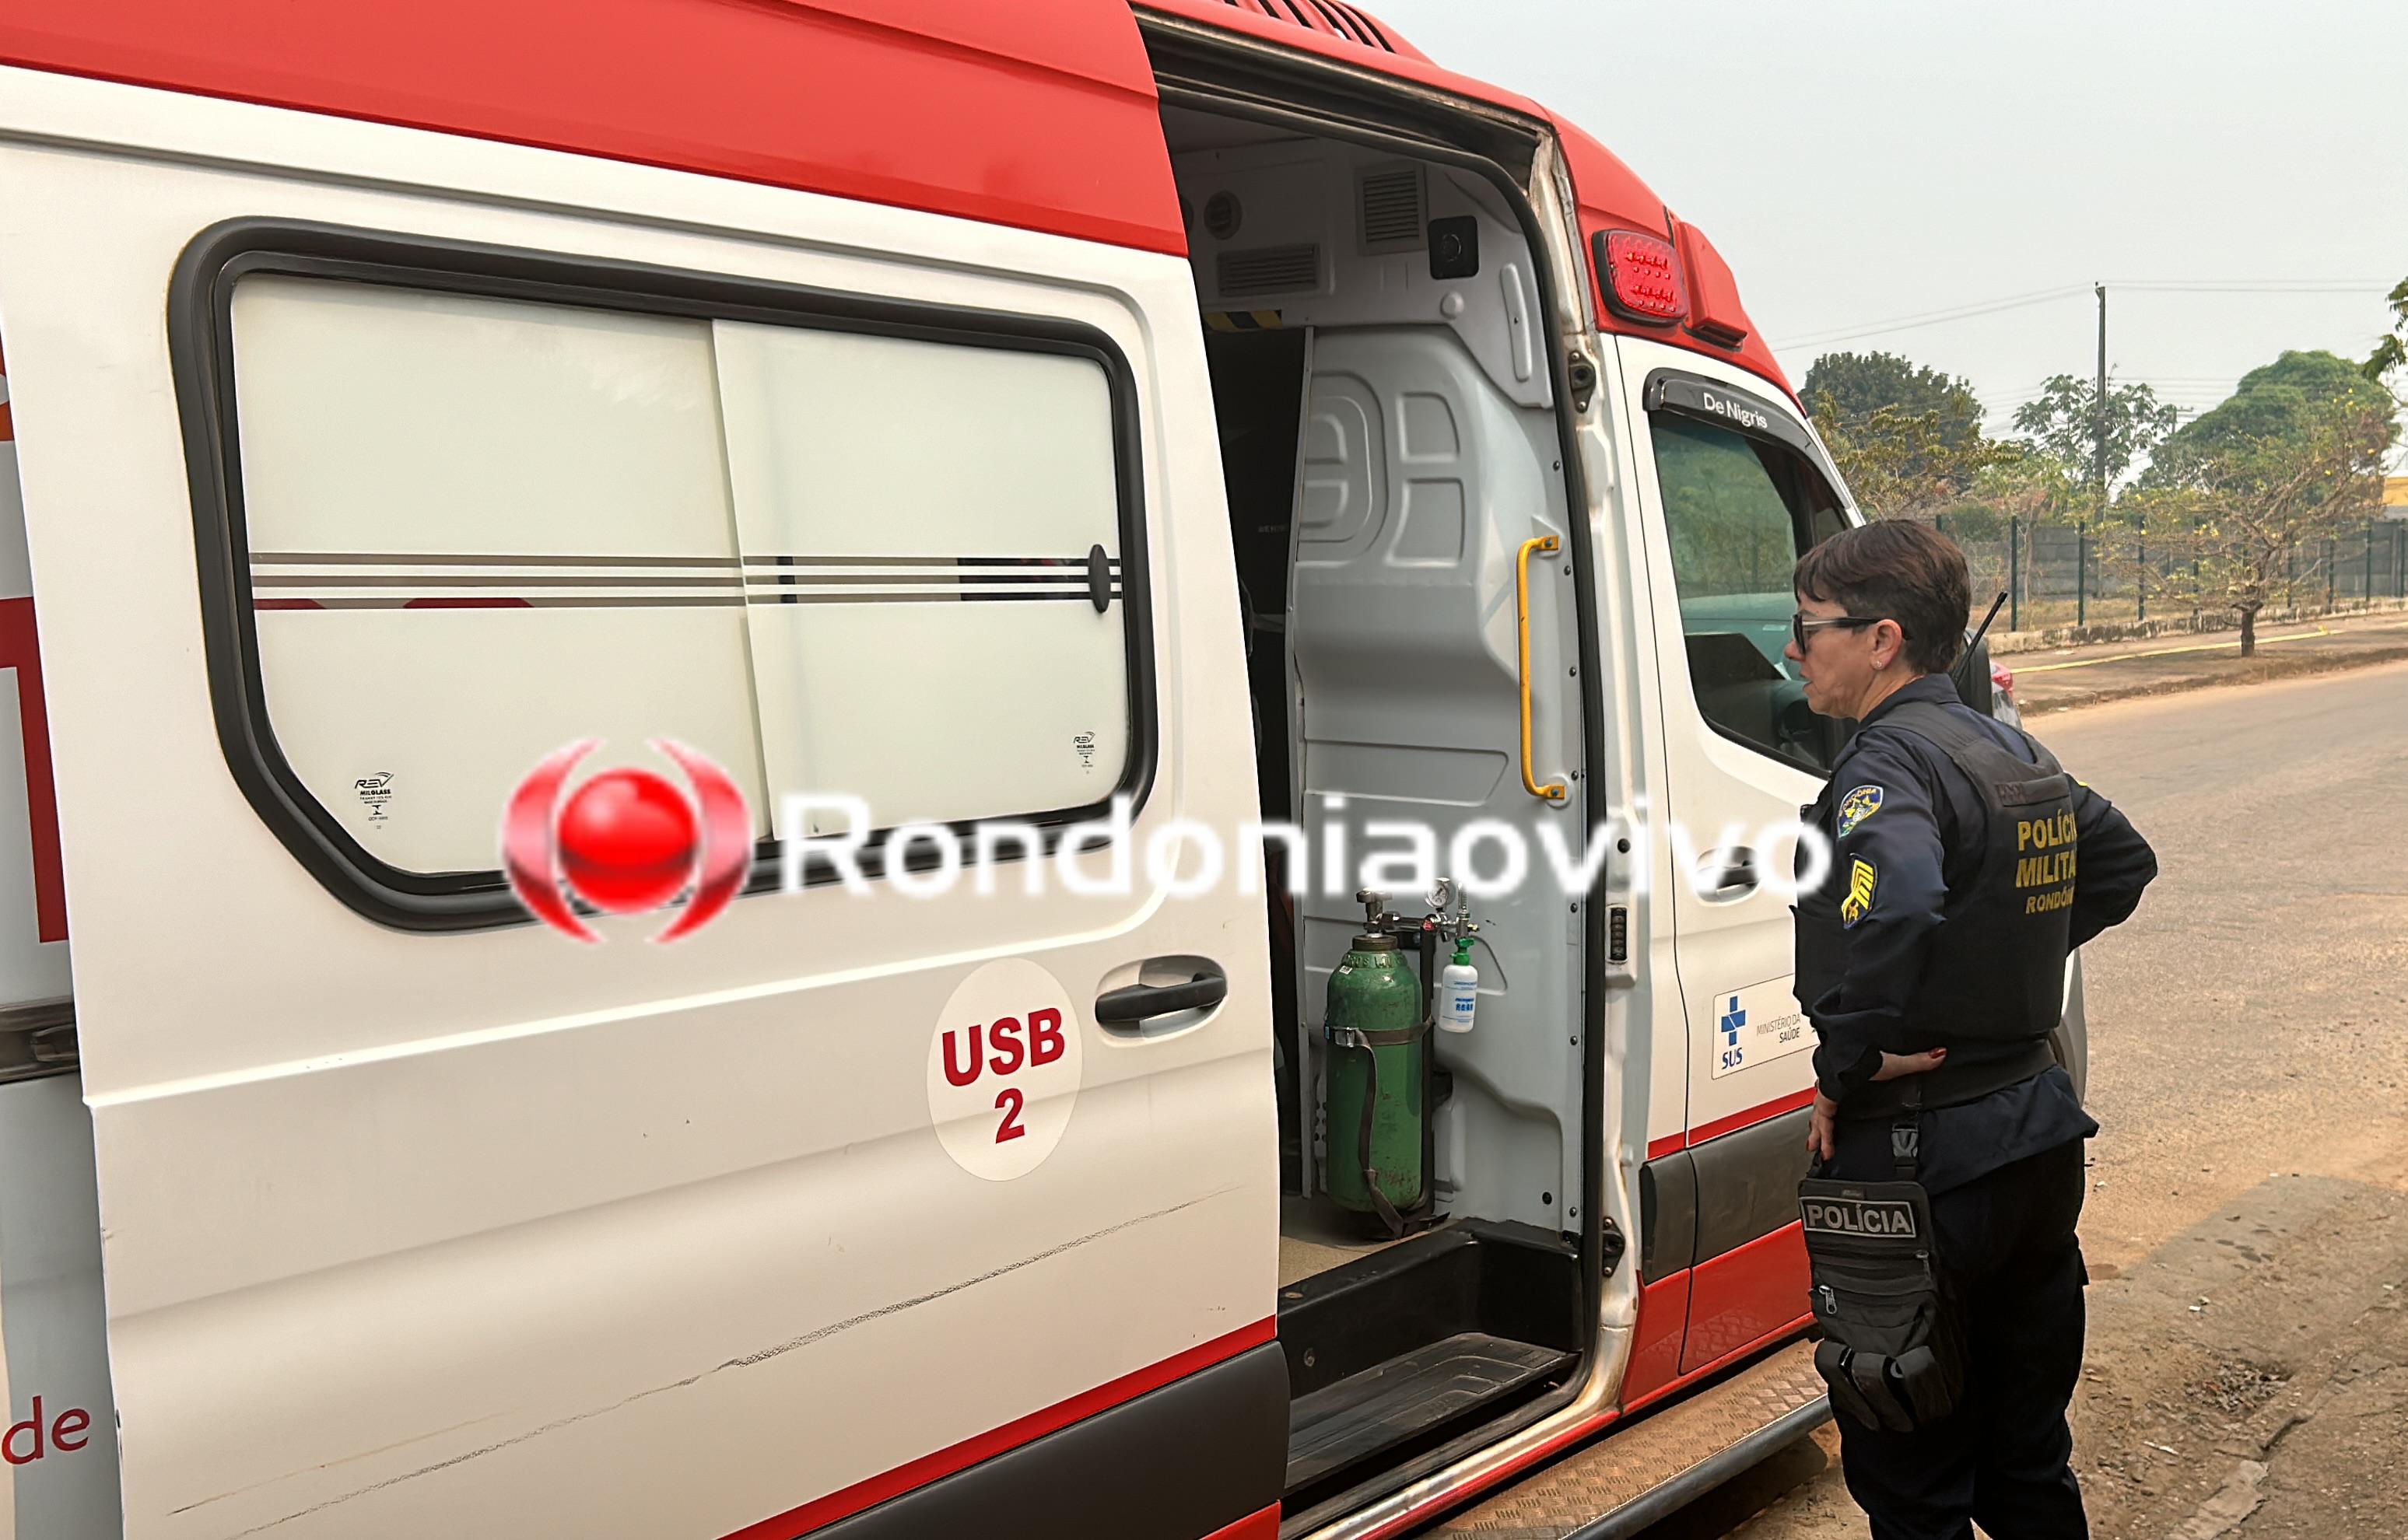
[1323,891,1425,1225]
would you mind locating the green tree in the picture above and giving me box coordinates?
[1801,351,1986,447]
[2365,274,2407,398]
[2164,350,2381,456]
[1802,352,1995,518]
[1967,440,2083,527]
[2011,374,2178,497]
[1811,402,2014,523]
[2109,362,2396,656]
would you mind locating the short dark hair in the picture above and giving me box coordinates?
[1793,521,1968,674]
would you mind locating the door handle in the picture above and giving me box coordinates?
[1694,847,1760,901]
[1516,534,1568,803]
[1095,968,1229,1024]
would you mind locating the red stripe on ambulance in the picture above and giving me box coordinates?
[0,600,63,943]
[0,354,62,943]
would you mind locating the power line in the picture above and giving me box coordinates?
[1984,367,2288,407]
[2105,279,2391,292]
[1991,389,2238,408]
[1771,286,2087,350]
[1772,280,2391,353]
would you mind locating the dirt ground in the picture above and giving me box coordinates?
[1642,660,2408,1540]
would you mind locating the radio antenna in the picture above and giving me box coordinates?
[1954,589,2010,695]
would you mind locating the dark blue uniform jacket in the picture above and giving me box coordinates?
[1804,675,2157,1192]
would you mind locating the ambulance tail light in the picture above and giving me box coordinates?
[1594,229,1688,325]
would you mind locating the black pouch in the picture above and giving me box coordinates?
[1798,1121,1966,1433]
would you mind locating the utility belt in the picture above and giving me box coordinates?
[1837,1038,2056,1121]
[1798,1083,1968,1433]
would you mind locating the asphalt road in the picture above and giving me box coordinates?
[1646,659,2408,1540]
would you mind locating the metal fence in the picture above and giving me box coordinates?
[1935,514,2408,632]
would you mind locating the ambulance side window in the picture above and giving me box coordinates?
[193,252,1145,920]
[1649,415,1846,773]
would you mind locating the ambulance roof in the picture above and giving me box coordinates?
[0,0,1784,390]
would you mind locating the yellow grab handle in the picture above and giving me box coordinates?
[1516,534,1568,803]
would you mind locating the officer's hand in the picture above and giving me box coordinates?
[1871,1048,1947,1082]
[1807,1093,1838,1162]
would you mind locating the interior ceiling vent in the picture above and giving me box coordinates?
[1217,244,1322,297]
[1358,164,1426,254]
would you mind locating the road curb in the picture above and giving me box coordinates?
[2026,643,2408,715]
[1992,597,2408,657]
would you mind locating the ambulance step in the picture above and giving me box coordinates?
[1285,1332,1573,1494]
[1431,1339,1828,1538]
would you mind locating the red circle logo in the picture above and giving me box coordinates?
[556,769,701,914]
[501,740,752,943]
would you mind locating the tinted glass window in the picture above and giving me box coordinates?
[1650,414,1849,772]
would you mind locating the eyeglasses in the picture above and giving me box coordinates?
[1790,612,1887,653]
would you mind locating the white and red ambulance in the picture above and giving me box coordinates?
[0,4,2086,1538]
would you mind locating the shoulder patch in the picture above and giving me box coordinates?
[1836,785,1884,838]
[1840,857,1878,929]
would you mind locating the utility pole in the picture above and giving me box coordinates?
[2093,282,2108,513]
[2085,281,2105,629]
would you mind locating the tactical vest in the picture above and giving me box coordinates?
[1796,698,2076,1114]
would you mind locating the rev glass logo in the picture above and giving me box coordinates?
[502,740,752,942]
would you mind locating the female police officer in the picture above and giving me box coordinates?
[1786,520,2156,1540]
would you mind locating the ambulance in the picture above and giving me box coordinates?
[0,3,2083,1538]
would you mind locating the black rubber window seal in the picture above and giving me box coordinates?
[169,218,1159,933]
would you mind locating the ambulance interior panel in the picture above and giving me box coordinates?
[1172,124,1552,414]
[1290,324,1582,1236]
[1167,111,1593,1515]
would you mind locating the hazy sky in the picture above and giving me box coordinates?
[1364,0,2407,458]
